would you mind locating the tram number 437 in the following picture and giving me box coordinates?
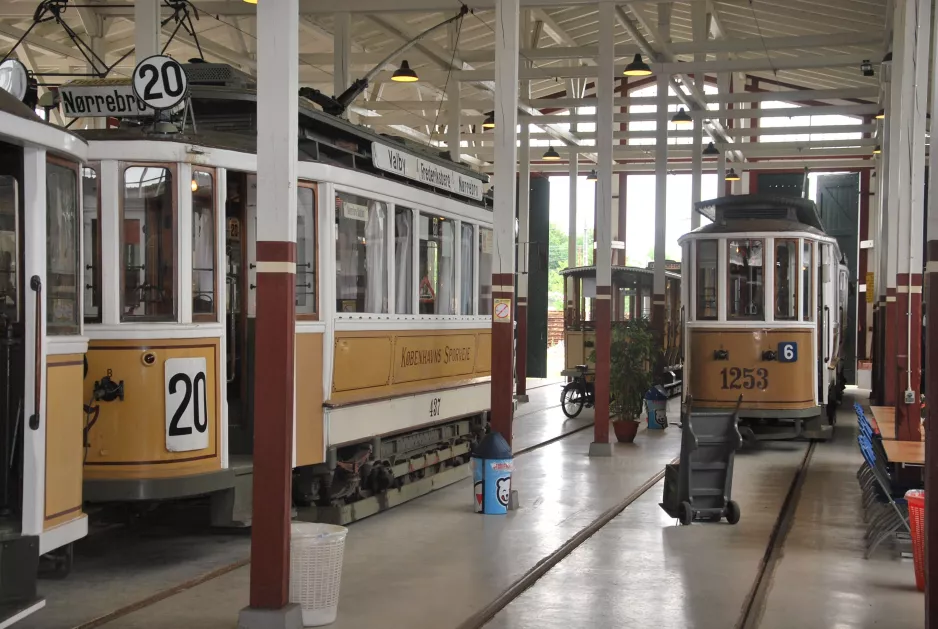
[164,357,210,453]
[720,367,769,391]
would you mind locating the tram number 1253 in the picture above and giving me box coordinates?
[720,367,768,391]
[165,357,210,452]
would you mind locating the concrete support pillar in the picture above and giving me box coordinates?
[134,0,161,61]
[858,168,871,361]
[590,0,615,456]
[892,0,928,440]
[239,0,301,627]
[652,72,668,351]
[491,0,519,446]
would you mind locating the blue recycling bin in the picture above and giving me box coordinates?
[471,431,513,515]
[645,385,669,429]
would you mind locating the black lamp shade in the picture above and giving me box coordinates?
[623,53,653,77]
[392,60,419,82]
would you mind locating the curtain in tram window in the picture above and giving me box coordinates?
[364,200,387,313]
[438,219,455,314]
[460,223,473,314]
[193,208,214,306]
[395,209,413,314]
[337,204,359,302]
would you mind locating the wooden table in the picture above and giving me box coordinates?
[881,440,925,465]
[870,406,893,437]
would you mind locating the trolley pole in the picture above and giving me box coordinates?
[239,0,301,627]
[589,1,614,457]
[490,0,519,446]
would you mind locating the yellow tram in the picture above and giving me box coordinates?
[72,63,493,525]
[0,86,89,621]
[561,264,683,392]
[679,195,848,441]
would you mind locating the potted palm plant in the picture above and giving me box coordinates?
[590,318,656,443]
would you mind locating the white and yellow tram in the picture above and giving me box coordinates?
[74,64,493,525]
[0,89,88,622]
[679,195,848,440]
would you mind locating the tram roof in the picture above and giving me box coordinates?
[561,265,681,280]
[693,194,825,232]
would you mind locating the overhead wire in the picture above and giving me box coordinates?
[747,0,778,78]
[427,12,464,146]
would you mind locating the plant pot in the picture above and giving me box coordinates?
[612,419,639,443]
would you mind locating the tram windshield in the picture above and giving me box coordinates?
[727,239,764,320]
[775,239,798,321]
[121,165,176,321]
[0,176,16,322]
[47,160,80,335]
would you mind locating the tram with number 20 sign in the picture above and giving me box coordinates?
[678,195,848,442]
[66,60,495,528]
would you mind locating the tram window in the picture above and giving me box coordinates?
[727,239,764,320]
[192,170,215,320]
[479,228,493,315]
[775,239,798,321]
[296,185,317,317]
[418,214,456,315]
[803,241,814,321]
[47,160,80,335]
[461,223,474,315]
[695,240,718,320]
[82,167,100,323]
[335,192,388,313]
[394,207,414,314]
[121,165,176,321]
[0,176,17,322]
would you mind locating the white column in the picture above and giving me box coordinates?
[654,72,668,296]
[334,13,351,97]
[447,82,461,161]
[717,54,729,196]
[691,1,707,226]
[490,0,519,439]
[886,0,908,298]
[134,0,161,61]
[518,116,531,310]
[568,152,579,266]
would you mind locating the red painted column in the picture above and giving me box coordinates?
[492,273,515,446]
[925,242,938,628]
[250,243,296,608]
[895,273,923,441]
[593,287,611,443]
[885,290,898,406]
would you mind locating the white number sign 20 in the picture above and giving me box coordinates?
[164,357,210,452]
[132,55,189,110]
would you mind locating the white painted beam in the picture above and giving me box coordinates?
[334,12,351,97]
[135,0,161,60]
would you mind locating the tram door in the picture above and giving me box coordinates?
[225,171,252,455]
[0,144,23,534]
[818,244,831,404]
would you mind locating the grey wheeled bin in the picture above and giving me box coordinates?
[660,395,743,525]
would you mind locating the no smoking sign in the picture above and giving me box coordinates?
[494,298,511,322]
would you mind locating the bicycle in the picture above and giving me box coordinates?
[560,365,595,418]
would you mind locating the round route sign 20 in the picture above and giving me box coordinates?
[132,55,189,110]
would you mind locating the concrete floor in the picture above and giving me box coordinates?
[29,388,919,629]
[20,379,583,629]
[487,390,924,629]
[485,441,810,629]
[758,391,923,629]
[71,402,683,629]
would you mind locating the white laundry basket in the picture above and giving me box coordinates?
[289,522,348,627]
